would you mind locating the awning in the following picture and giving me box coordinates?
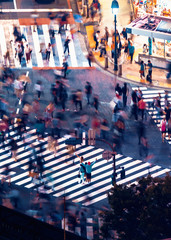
[126,14,171,40]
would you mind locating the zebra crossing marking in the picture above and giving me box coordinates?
[132,86,171,144]
[0,128,170,205]
[0,23,89,68]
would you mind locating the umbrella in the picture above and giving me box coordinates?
[73,14,83,23]
[19,75,31,83]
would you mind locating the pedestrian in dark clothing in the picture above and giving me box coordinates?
[62,58,68,78]
[75,90,83,111]
[64,36,70,55]
[166,62,171,80]
[80,212,87,238]
[94,30,100,51]
[137,120,145,144]
[147,60,152,78]
[60,86,68,111]
[131,89,138,103]
[36,155,45,179]
[121,28,127,40]
[115,83,122,96]
[93,94,99,113]
[99,38,107,57]
[122,83,129,108]
[87,51,93,67]
[130,103,138,120]
[85,82,92,105]
[128,41,135,63]
[9,138,18,162]
[120,167,125,179]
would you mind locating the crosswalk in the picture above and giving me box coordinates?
[0,127,170,206]
[0,21,89,68]
[132,86,171,144]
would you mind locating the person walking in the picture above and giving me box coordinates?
[17,44,23,65]
[34,80,43,100]
[82,159,97,184]
[138,98,146,121]
[94,30,100,51]
[161,118,166,143]
[75,89,83,111]
[93,94,99,113]
[64,36,70,56]
[75,154,86,184]
[25,44,32,64]
[140,60,145,79]
[87,51,94,67]
[85,82,92,105]
[128,41,135,64]
[9,138,18,162]
[104,26,109,45]
[46,43,51,62]
[147,60,153,79]
[122,82,129,108]
[62,57,68,78]
[167,118,171,140]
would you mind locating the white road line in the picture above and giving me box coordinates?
[54,25,64,66]
[13,0,17,9]
[42,25,55,67]
[8,25,20,67]
[31,25,43,67]
[66,27,78,67]
[20,26,33,68]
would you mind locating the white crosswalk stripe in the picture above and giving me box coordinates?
[0,127,170,206]
[0,23,89,68]
[132,86,171,144]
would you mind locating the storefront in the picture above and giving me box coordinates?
[126,14,171,69]
[133,0,171,18]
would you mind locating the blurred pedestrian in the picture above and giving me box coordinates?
[62,58,68,78]
[167,118,171,140]
[9,138,18,162]
[122,82,129,108]
[104,26,109,45]
[64,36,70,56]
[46,43,51,62]
[128,41,135,64]
[34,80,43,100]
[75,89,83,111]
[138,98,146,121]
[120,167,125,179]
[147,60,153,79]
[25,44,32,64]
[137,120,145,144]
[93,94,99,113]
[161,118,166,143]
[139,60,145,79]
[87,51,94,67]
[115,83,122,96]
[85,81,92,105]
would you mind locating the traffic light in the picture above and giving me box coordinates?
[65,138,82,146]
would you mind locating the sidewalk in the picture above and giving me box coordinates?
[80,0,171,89]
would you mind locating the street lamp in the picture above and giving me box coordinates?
[111,0,119,72]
